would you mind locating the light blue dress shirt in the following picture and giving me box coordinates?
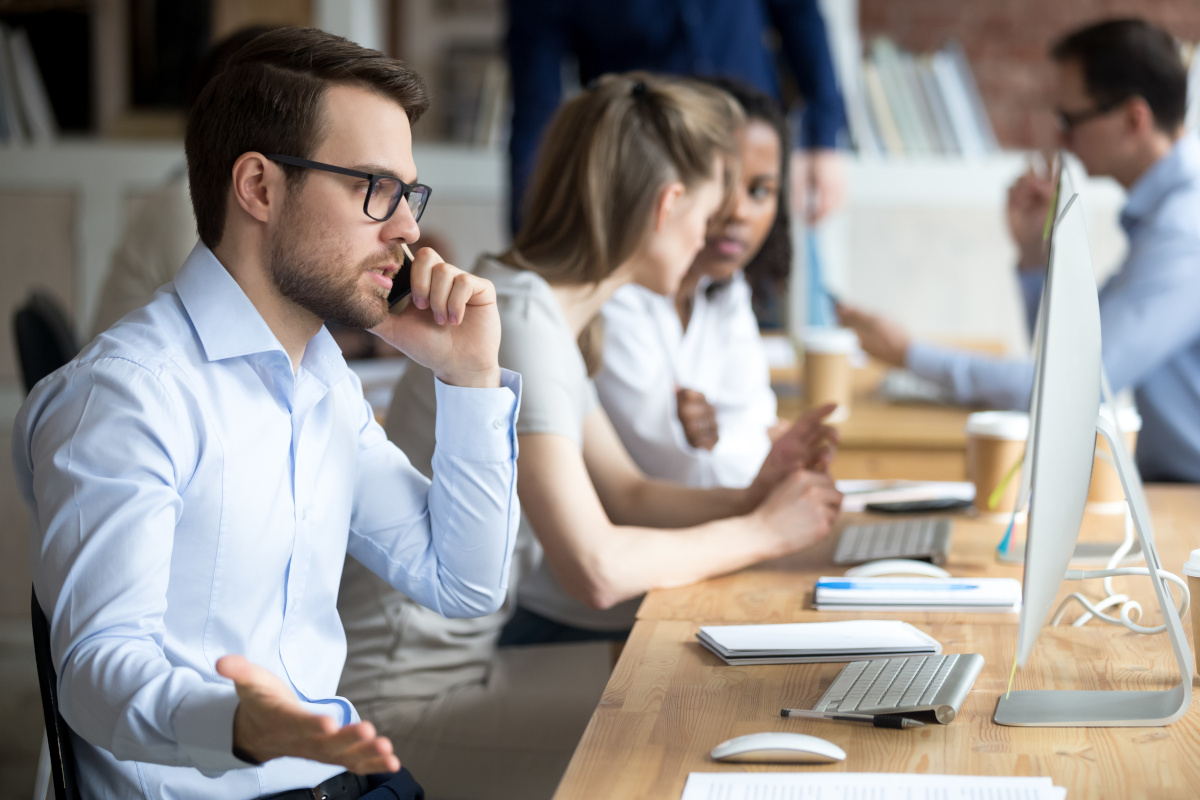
[13,243,522,798]
[907,133,1200,482]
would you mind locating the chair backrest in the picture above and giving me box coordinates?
[14,291,78,394]
[31,589,82,800]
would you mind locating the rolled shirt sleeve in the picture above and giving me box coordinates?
[905,341,1035,411]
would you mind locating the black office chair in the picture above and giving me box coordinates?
[13,290,78,394]
[32,589,82,800]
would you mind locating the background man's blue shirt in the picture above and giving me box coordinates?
[908,134,1200,482]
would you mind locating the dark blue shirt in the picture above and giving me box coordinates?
[507,0,845,232]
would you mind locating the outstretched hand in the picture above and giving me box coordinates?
[216,655,400,775]
[836,303,909,367]
[370,246,502,388]
[748,403,840,503]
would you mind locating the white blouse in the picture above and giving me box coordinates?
[595,272,777,489]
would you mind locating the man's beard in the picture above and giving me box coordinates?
[268,210,393,329]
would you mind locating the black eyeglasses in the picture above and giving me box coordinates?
[1054,98,1125,133]
[266,154,432,223]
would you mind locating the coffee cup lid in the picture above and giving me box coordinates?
[1099,405,1143,432]
[965,410,1030,440]
[802,326,858,354]
[1184,548,1200,577]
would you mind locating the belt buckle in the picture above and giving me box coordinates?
[309,790,331,800]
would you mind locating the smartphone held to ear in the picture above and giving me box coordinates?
[388,245,414,307]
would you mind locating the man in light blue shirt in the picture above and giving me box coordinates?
[13,29,521,799]
[840,19,1200,483]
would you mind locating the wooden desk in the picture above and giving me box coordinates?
[776,362,973,481]
[554,486,1200,800]
[554,621,1199,800]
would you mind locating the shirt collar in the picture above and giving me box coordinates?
[174,242,348,387]
[1120,133,1200,230]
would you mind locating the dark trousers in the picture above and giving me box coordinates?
[498,605,629,647]
[257,767,424,800]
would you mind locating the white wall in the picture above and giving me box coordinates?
[812,155,1126,356]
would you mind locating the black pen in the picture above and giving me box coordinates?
[781,708,924,729]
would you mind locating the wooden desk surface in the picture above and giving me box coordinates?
[555,486,1200,799]
[776,361,975,480]
[553,620,1200,800]
[775,360,973,450]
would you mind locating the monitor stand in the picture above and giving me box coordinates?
[993,414,1193,727]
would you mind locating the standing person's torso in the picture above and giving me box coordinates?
[566,0,779,97]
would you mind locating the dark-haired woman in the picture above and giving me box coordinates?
[595,79,797,489]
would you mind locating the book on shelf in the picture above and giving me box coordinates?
[0,24,56,145]
[1183,41,1200,133]
[861,60,904,156]
[946,39,998,152]
[0,23,26,144]
[871,38,930,155]
[832,34,999,159]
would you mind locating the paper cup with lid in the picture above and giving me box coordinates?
[802,327,858,423]
[965,411,1029,521]
[1184,550,1200,678]
[1086,406,1143,514]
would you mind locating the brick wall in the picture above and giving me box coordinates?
[859,0,1200,149]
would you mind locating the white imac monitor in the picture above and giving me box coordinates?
[1016,154,1076,511]
[1012,193,1101,667]
[993,195,1192,727]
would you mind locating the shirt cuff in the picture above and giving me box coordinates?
[905,341,960,387]
[433,368,521,461]
[171,680,245,774]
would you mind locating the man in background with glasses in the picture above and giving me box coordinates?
[839,18,1200,484]
[14,27,521,800]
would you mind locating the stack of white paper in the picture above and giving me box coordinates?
[681,772,1066,799]
[813,576,1022,613]
[696,620,940,665]
[836,479,975,512]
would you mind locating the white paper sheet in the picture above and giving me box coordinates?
[681,772,1067,799]
[836,480,975,513]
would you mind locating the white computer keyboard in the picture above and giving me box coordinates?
[813,654,984,724]
[833,518,953,565]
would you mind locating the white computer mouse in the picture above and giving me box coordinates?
[844,559,952,579]
[710,732,846,764]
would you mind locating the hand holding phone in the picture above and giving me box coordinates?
[370,244,502,389]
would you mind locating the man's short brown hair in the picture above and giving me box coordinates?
[185,27,429,248]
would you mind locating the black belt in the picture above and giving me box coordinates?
[258,771,371,800]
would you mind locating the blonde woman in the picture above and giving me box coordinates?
[338,73,841,800]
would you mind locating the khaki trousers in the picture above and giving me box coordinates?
[359,641,612,800]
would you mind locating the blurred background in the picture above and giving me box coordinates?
[1,0,1200,792]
